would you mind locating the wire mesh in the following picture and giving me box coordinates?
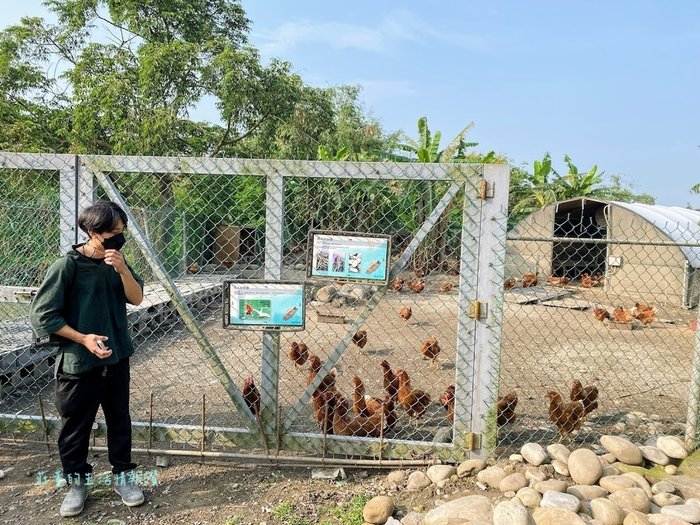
[1,153,487,463]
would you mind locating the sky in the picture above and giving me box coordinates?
[3,1,699,207]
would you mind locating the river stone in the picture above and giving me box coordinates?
[516,487,542,508]
[641,446,671,466]
[541,490,582,513]
[363,496,394,524]
[661,504,700,523]
[457,458,487,478]
[687,499,700,507]
[533,507,587,525]
[522,443,549,466]
[547,444,571,463]
[500,472,528,493]
[477,465,508,489]
[666,465,679,475]
[406,471,432,491]
[601,436,644,466]
[608,487,651,513]
[648,515,692,525]
[654,482,677,495]
[553,459,570,476]
[423,495,493,525]
[591,497,626,525]
[493,499,530,525]
[623,472,654,499]
[401,512,426,525]
[602,453,619,465]
[386,470,407,486]
[510,454,524,463]
[657,437,689,460]
[535,479,569,494]
[603,465,621,477]
[426,465,456,484]
[315,285,337,303]
[569,449,604,485]
[654,493,685,507]
[623,510,652,525]
[600,475,638,493]
[526,467,548,484]
[568,485,609,500]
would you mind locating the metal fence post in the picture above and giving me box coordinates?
[261,171,284,446]
[58,156,79,253]
[468,164,510,459]
[685,311,700,448]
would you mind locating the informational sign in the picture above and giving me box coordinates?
[307,231,391,284]
[223,281,305,330]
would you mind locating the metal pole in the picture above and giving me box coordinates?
[685,309,700,449]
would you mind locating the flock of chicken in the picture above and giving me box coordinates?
[504,272,605,290]
[593,302,657,326]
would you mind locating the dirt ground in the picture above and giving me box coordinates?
[0,441,474,525]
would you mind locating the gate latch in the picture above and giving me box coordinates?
[467,301,488,319]
[465,432,482,451]
[478,179,494,200]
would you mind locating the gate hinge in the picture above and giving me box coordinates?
[465,432,482,451]
[478,179,494,200]
[467,300,488,319]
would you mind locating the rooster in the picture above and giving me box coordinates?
[399,306,412,323]
[522,272,538,288]
[569,379,599,417]
[420,336,441,367]
[439,385,455,422]
[613,306,634,324]
[288,341,309,368]
[242,376,261,416]
[380,360,399,401]
[391,277,405,292]
[497,390,519,426]
[546,390,585,442]
[593,307,610,322]
[352,329,368,349]
[396,368,432,422]
[503,278,517,291]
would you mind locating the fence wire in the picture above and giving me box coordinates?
[1,153,497,464]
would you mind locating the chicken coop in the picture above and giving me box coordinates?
[506,197,700,308]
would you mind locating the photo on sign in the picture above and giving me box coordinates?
[307,231,391,284]
[223,281,305,330]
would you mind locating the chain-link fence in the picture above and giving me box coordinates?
[499,198,700,458]
[1,152,514,465]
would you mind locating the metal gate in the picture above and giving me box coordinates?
[0,152,510,464]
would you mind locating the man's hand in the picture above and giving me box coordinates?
[105,249,128,274]
[83,334,112,359]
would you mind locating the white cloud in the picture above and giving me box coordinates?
[254,9,491,56]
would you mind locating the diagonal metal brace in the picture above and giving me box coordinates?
[280,180,464,433]
[84,160,260,435]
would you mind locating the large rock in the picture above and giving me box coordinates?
[426,465,457,484]
[500,472,528,493]
[400,511,426,525]
[423,495,493,525]
[386,470,407,486]
[525,467,548,484]
[660,504,700,523]
[653,493,685,507]
[541,490,581,513]
[535,479,568,494]
[623,472,653,499]
[533,507,587,525]
[591,498,626,525]
[477,465,508,489]
[493,500,530,525]
[601,436,644,466]
[516,487,542,508]
[640,446,671,466]
[315,285,337,303]
[569,449,604,485]
[363,496,395,524]
[600,475,638,493]
[657,437,689,460]
[406,471,432,491]
[552,460,570,477]
[522,443,549,466]
[547,444,571,463]
[568,485,609,500]
[458,459,487,478]
[608,487,651,513]
[623,510,652,524]
[653,482,677,495]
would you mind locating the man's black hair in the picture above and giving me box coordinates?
[78,200,128,235]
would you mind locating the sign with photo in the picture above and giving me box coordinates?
[223,281,305,330]
[307,231,391,284]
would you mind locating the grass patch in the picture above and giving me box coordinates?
[319,493,369,525]
[271,500,311,525]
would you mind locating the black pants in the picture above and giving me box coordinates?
[54,357,137,480]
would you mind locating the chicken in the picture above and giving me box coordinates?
[580,273,595,288]
[593,307,610,322]
[439,385,455,422]
[503,278,517,291]
[497,389,518,426]
[613,306,634,324]
[312,389,333,432]
[362,394,398,430]
[396,368,432,421]
[391,277,405,292]
[187,263,199,274]
[546,390,585,441]
[352,329,368,349]
[352,376,374,418]
[399,306,412,323]
[593,272,605,287]
[420,336,441,367]
[522,272,538,288]
[380,360,399,401]
[288,341,309,368]
[634,302,657,325]
[547,275,570,286]
[329,392,387,438]
[242,376,261,416]
[634,302,655,314]
[415,267,427,278]
[407,279,425,293]
[439,281,454,293]
[306,355,336,393]
[569,379,599,417]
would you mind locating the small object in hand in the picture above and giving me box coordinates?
[96,340,107,351]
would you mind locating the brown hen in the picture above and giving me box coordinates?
[396,368,432,421]
[570,379,599,417]
[546,390,585,441]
